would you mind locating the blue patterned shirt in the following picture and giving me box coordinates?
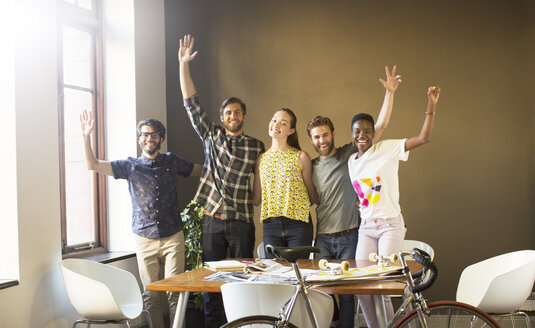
[111,152,194,239]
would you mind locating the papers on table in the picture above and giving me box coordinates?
[305,265,402,282]
[203,259,402,284]
[204,260,246,270]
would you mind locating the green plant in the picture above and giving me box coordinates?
[181,201,204,309]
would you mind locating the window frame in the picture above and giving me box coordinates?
[57,0,107,256]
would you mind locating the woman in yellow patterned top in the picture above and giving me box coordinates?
[253,108,319,259]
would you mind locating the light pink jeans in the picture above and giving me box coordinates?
[134,231,185,328]
[356,215,406,328]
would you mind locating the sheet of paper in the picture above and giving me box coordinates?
[204,260,246,270]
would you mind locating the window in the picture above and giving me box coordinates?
[58,0,107,255]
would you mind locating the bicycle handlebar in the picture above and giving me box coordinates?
[409,248,438,294]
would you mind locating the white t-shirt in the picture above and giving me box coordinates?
[347,139,409,220]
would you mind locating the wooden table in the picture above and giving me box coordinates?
[147,259,418,328]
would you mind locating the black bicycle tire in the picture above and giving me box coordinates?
[393,301,499,328]
[220,315,298,328]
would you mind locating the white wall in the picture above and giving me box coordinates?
[0,0,169,326]
[0,0,20,282]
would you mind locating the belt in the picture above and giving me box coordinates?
[325,227,359,237]
[204,210,226,220]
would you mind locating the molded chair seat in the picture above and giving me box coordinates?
[60,258,152,328]
[402,240,435,260]
[221,282,334,327]
[456,250,535,327]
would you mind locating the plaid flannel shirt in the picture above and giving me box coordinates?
[183,95,265,223]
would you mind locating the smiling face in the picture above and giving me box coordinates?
[221,103,246,136]
[309,125,336,158]
[138,125,162,157]
[269,110,295,140]
[352,119,375,154]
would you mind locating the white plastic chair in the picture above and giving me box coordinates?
[257,241,266,258]
[456,250,535,328]
[222,282,334,327]
[402,240,434,260]
[60,258,152,328]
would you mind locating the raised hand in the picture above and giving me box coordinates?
[379,65,402,93]
[80,109,95,137]
[178,34,198,63]
[427,86,441,106]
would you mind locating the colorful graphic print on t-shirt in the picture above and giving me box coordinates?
[352,176,382,208]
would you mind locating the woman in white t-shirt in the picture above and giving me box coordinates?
[348,86,440,328]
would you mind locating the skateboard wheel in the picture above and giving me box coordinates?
[341,261,350,271]
[369,252,378,262]
[318,259,328,269]
[389,253,399,263]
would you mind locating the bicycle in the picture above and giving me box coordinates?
[221,245,500,328]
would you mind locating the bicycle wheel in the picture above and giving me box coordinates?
[221,315,298,328]
[394,301,499,328]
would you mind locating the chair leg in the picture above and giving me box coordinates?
[354,296,360,328]
[143,309,153,328]
[517,311,531,328]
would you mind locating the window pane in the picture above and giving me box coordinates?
[62,0,93,11]
[63,88,95,245]
[63,26,92,89]
[77,0,93,11]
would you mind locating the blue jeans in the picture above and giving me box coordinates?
[315,229,359,328]
[262,216,313,259]
[202,215,255,328]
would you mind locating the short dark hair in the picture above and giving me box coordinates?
[351,113,375,131]
[220,97,246,116]
[306,116,335,136]
[136,119,166,140]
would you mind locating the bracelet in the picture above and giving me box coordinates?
[426,112,436,116]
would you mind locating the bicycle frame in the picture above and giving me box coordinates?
[276,262,321,328]
[260,246,438,328]
[384,250,431,328]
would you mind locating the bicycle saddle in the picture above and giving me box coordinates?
[265,244,319,263]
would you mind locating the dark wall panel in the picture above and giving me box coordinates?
[165,0,535,300]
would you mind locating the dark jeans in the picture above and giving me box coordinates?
[315,229,359,328]
[262,216,313,259]
[201,215,255,328]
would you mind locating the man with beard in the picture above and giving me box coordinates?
[306,66,401,328]
[178,34,265,328]
[80,111,201,328]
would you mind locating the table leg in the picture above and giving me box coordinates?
[372,295,387,328]
[172,291,189,328]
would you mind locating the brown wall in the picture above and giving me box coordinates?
[165,0,535,301]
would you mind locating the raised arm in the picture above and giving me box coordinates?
[373,65,402,143]
[299,151,319,205]
[80,110,113,176]
[178,34,198,99]
[405,86,441,151]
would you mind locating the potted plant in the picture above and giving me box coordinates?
[181,201,204,326]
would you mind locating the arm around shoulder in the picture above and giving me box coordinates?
[299,151,319,205]
[252,155,262,206]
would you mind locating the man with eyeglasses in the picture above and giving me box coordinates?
[80,111,201,328]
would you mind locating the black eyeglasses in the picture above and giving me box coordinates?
[139,132,161,139]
